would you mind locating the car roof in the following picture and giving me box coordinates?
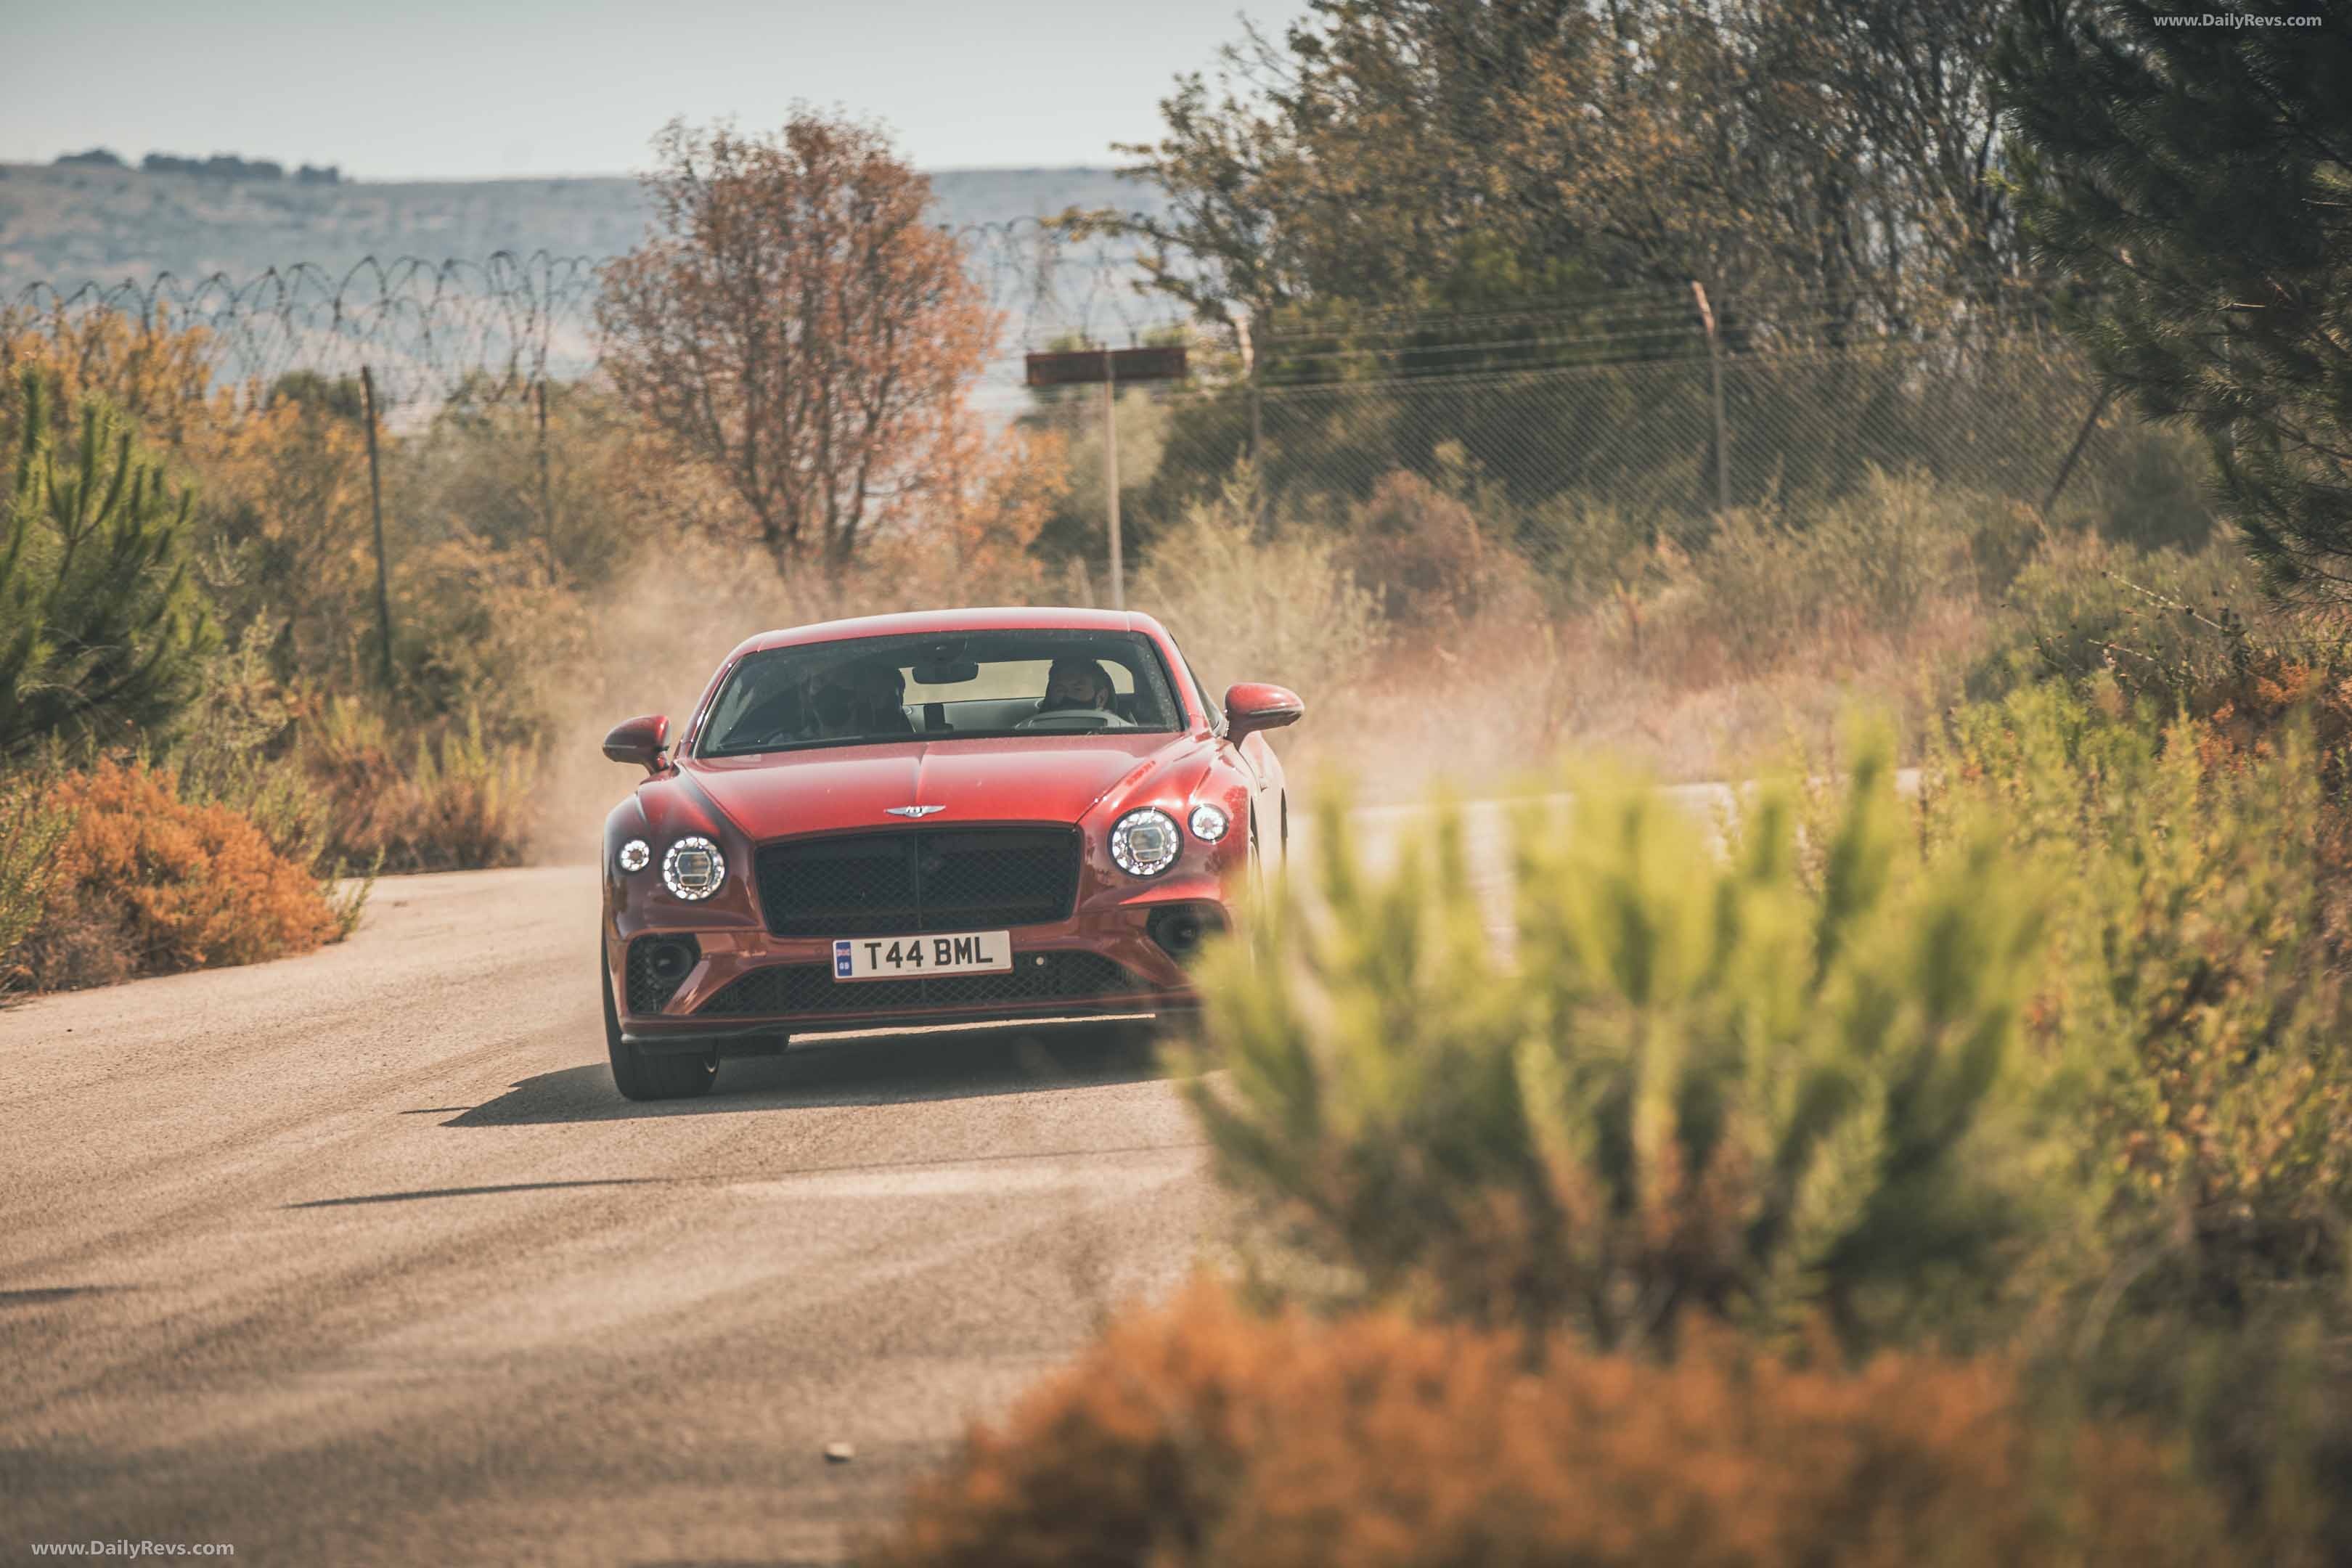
[731,606,1170,659]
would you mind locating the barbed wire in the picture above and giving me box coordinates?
[0,221,1196,409]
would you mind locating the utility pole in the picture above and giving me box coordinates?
[1692,281,1731,513]
[1103,349,1123,611]
[359,364,394,687]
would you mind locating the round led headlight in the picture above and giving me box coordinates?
[1111,808,1182,877]
[661,836,727,900]
[1188,804,1230,843]
[617,838,651,873]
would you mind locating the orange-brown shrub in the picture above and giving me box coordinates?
[15,758,342,989]
[1339,467,1507,625]
[872,1280,2244,1568]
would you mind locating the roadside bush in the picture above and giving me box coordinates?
[303,699,535,873]
[1517,489,1656,605]
[2053,1302,2352,1560]
[1337,466,1505,625]
[1927,682,2352,1313]
[14,758,351,990]
[1130,468,1380,704]
[1188,736,2063,1350]
[1966,533,2352,756]
[163,619,333,869]
[1647,467,1988,674]
[0,769,74,994]
[871,1279,2237,1568]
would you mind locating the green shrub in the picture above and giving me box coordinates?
[1964,534,2352,769]
[871,1279,2242,1568]
[1928,681,2352,1313]
[1516,489,1657,605]
[2073,418,2218,555]
[1966,534,2266,707]
[1,367,216,759]
[163,618,334,870]
[2051,1302,2352,1560]
[1188,735,2064,1350]
[1646,467,1993,674]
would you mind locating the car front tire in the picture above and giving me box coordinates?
[603,936,718,1101]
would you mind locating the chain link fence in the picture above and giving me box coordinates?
[5,249,2196,594]
[1028,303,2196,592]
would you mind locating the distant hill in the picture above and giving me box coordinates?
[0,162,1166,298]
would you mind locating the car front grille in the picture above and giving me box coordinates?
[752,828,1082,938]
[696,951,1148,1018]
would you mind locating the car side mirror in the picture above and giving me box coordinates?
[1223,682,1304,743]
[603,713,669,775]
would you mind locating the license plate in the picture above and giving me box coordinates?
[832,931,1012,981]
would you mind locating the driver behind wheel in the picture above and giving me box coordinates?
[1037,657,1116,716]
[855,663,914,735]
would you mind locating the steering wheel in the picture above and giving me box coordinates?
[1014,707,1130,730]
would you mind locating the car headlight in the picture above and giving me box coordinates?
[1110,808,1182,877]
[661,836,727,900]
[1188,804,1230,842]
[617,838,651,873]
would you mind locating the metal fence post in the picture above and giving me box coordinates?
[1244,306,1265,527]
[1103,349,1123,611]
[2043,387,2115,517]
[1693,281,1731,512]
[536,377,555,558]
[359,364,394,688]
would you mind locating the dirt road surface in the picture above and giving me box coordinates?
[0,791,1730,1565]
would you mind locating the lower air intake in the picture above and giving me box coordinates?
[626,934,701,1015]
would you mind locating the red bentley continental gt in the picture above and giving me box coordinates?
[597,607,1303,1100]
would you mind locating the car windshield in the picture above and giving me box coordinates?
[695,629,1186,756]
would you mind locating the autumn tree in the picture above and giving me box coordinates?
[597,113,998,575]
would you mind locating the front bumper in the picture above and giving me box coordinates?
[610,889,1218,1053]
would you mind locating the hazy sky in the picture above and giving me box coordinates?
[1,0,1310,178]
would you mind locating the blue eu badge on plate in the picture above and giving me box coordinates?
[833,939,853,978]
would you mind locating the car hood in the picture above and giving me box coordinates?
[677,732,1204,841]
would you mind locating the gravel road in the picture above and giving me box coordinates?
[1,865,1225,1565]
